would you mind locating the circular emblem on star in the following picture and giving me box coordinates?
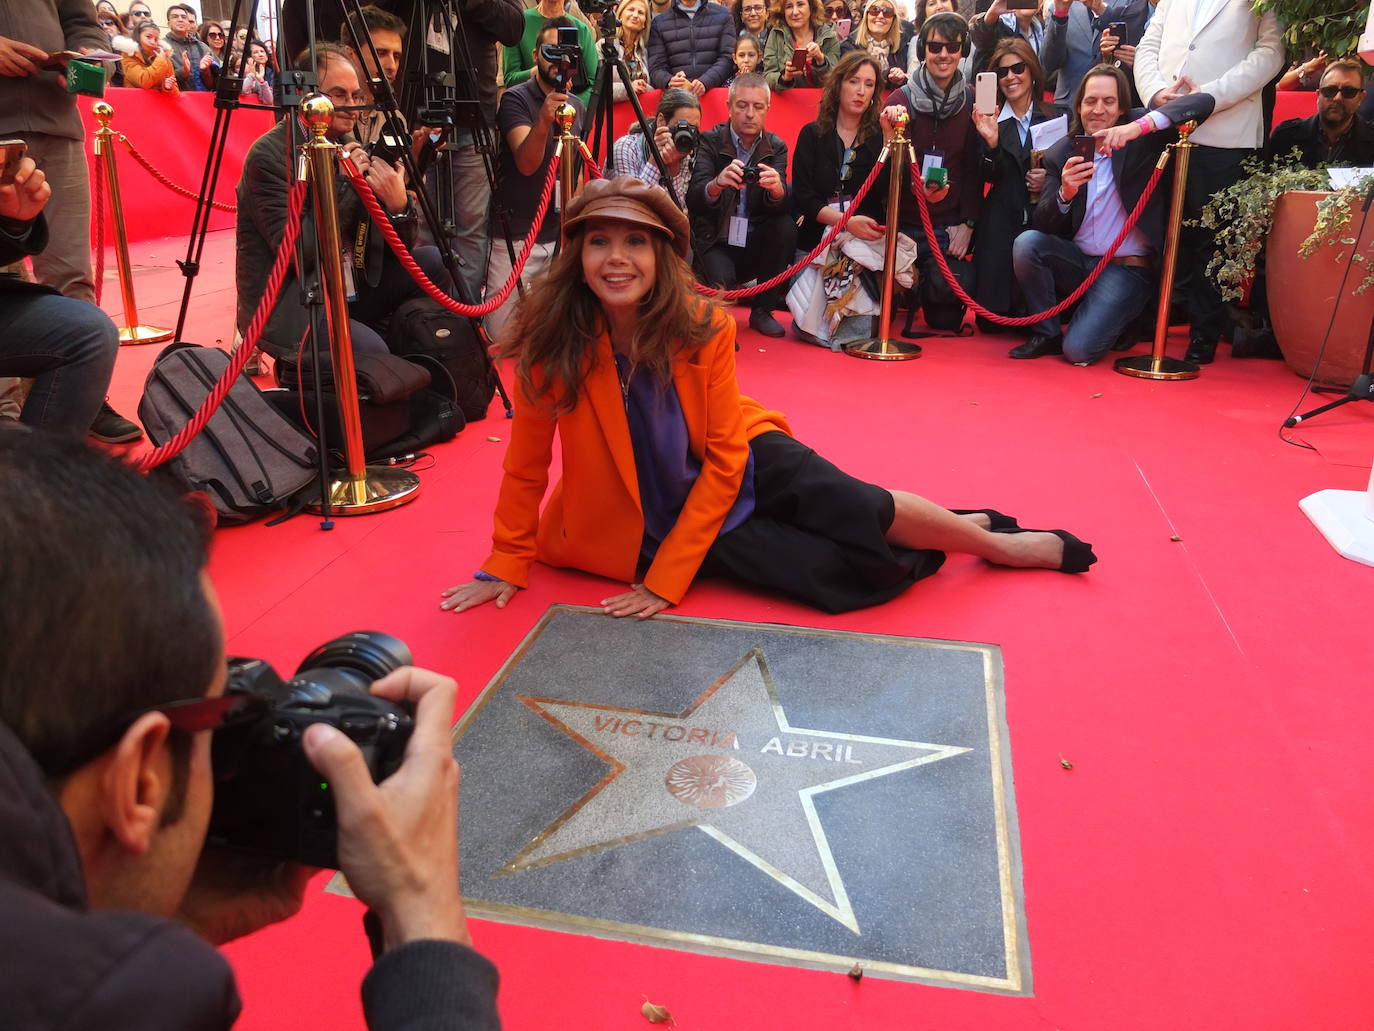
[665,754,758,809]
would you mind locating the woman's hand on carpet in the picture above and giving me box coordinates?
[440,578,517,612]
[601,583,670,619]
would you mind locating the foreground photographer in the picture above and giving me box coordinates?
[0,430,499,1030]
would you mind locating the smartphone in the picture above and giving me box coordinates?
[0,140,27,186]
[1106,21,1127,36]
[975,71,997,115]
[1070,135,1096,163]
[836,17,852,39]
[1005,0,1040,9]
[792,46,808,72]
[925,164,948,188]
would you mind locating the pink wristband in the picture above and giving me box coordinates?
[1134,115,1155,135]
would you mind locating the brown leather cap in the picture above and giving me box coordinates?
[562,175,691,258]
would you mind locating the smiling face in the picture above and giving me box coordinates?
[740,0,767,30]
[865,1,896,37]
[923,0,952,17]
[839,60,877,117]
[995,53,1028,105]
[1078,72,1122,134]
[581,219,658,320]
[167,7,195,38]
[921,28,961,87]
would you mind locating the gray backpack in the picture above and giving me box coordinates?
[138,343,319,524]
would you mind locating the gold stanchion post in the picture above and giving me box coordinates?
[556,104,579,217]
[298,95,421,515]
[846,110,921,360]
[1115,120,1199,381]
[91,102,172,345]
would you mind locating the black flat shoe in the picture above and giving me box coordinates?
[952,508,1021,530]
[1008,334,1064,359]
[993,527,1098,573]
[1185,334,1218,365]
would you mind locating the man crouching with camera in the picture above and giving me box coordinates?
[611,88,702,209]
[0,430,499,1029]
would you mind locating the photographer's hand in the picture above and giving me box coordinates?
[178,852,316,945]
[716,158,745,192]
[756,163,784,200]
[302,667,470,950]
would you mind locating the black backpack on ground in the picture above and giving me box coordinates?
[386,298,495,422]
[138,342,319,524]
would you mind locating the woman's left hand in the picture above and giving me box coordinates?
[601,583,670,619]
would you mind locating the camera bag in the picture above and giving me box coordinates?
[386,297,495,422]
[138,342,319,524]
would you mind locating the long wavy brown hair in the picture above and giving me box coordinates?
[769,0,827,33]
[988,37,1045,105]
[815,51,883,141]
[502,223,723,413]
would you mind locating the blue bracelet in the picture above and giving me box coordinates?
[473,570,501,582]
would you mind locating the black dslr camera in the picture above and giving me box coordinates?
[669,119,698,155]
[208,631,415,869]
[539,25,582,91]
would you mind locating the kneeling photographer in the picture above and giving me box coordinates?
[611,88,701,209]
[0,430,499,1030]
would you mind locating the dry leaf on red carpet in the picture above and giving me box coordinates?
[642,1001,674,1024]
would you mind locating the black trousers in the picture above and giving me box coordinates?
[699,213,797,311]
[1178,145,1253,344]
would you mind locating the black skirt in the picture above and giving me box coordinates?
[697,431,945,613]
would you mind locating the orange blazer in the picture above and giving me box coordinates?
[480,311,790,604]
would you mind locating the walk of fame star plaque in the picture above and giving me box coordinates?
[451,605,1030,994]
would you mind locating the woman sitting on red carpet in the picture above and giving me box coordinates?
[441,177,1095,619]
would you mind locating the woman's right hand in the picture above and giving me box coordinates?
[845,214,886,241]
[440,578,517,613]
[972,107,999,147]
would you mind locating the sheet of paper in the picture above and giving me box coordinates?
[1327,167,1374,191]
[1030,115,1069,153]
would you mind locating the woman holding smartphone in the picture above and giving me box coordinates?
[763,0,840,90]
[970,37,1055,329]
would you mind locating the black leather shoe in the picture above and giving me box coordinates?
[1008,334,1064,359]
[1185,334,1218,365]
[749,309,785,338]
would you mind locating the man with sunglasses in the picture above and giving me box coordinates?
[0,430,500,1029]
[1266,60,1374,169]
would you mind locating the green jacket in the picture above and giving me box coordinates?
[761,22,839,91]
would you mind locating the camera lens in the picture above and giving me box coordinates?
[295,631,412,682]
[670,120,697,154]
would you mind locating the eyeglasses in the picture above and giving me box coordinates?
[324,88,369,105]
[995,60,1027,78]
[924,39,961,53]
[1319,84,1363,100]
[825,4,847,13]
[868,5,895,16]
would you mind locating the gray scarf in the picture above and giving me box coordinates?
[901,66,966,121]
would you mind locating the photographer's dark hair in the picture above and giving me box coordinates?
[1068,63,1131,135]
[537,15,577,46]
[345,4,407,42]
[0,430,220,798]
[816,51,882,141]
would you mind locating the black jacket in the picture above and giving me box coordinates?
[0,215,57,297]
[1264,114,1374,169]
[791,121,885,251]
[1033,91,1214,255]
[687,122,791,253]
[0,719,504,1030]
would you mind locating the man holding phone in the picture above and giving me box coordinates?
[1009,64,1212,364]
[880,12,981,333]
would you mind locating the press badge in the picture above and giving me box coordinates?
[728,215,749,247]
[341,247,357,301]
[920,149,945,179]
[828,193,852,212]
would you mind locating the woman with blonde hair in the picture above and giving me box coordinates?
[441,177,1096,619]
[763,0,839,89]
[612,0,652,100]
[851,0,907,87]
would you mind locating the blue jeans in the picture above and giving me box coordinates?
[1012,230,1156,365]
[0,291,118,435]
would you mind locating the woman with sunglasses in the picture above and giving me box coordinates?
[970,0,1045,76]
[849,0,907,88]
[119,21,179,94]
[441,175,1095,619]
[95,2,131,85]
[199,21,227,60]
[969,37,1055,330]
[763,0,840,90]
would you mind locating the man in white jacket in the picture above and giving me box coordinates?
[1134,0,1282,364]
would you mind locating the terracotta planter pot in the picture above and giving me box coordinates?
[1266,190,1374,387]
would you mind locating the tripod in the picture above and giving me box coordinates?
[581,5,681,207]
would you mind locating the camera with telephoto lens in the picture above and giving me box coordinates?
[207,631,415,869]
[740,164,762,185]
[669,119,698,155]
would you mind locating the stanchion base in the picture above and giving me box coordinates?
[1113,354,1199,380]
[844,337,922,361]
[304,466,422,515]
[119,324,174,345]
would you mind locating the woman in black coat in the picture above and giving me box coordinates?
[970,37,1056,331]
[791,50,891,253]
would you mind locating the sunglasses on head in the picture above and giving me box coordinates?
[924,39,961,54]
[1319,84,1362,99]
[825,4,847,13]
[868,5,895,15]
[995,60,1027,78]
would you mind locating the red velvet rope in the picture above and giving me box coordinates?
[135,178,310,472]
[341,152,560,319]
[92,153,105,309]
[693,152,888,300]
[911,152,1170,326]
[118,132,238,213]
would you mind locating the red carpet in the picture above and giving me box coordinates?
[96,227,1373,1030]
